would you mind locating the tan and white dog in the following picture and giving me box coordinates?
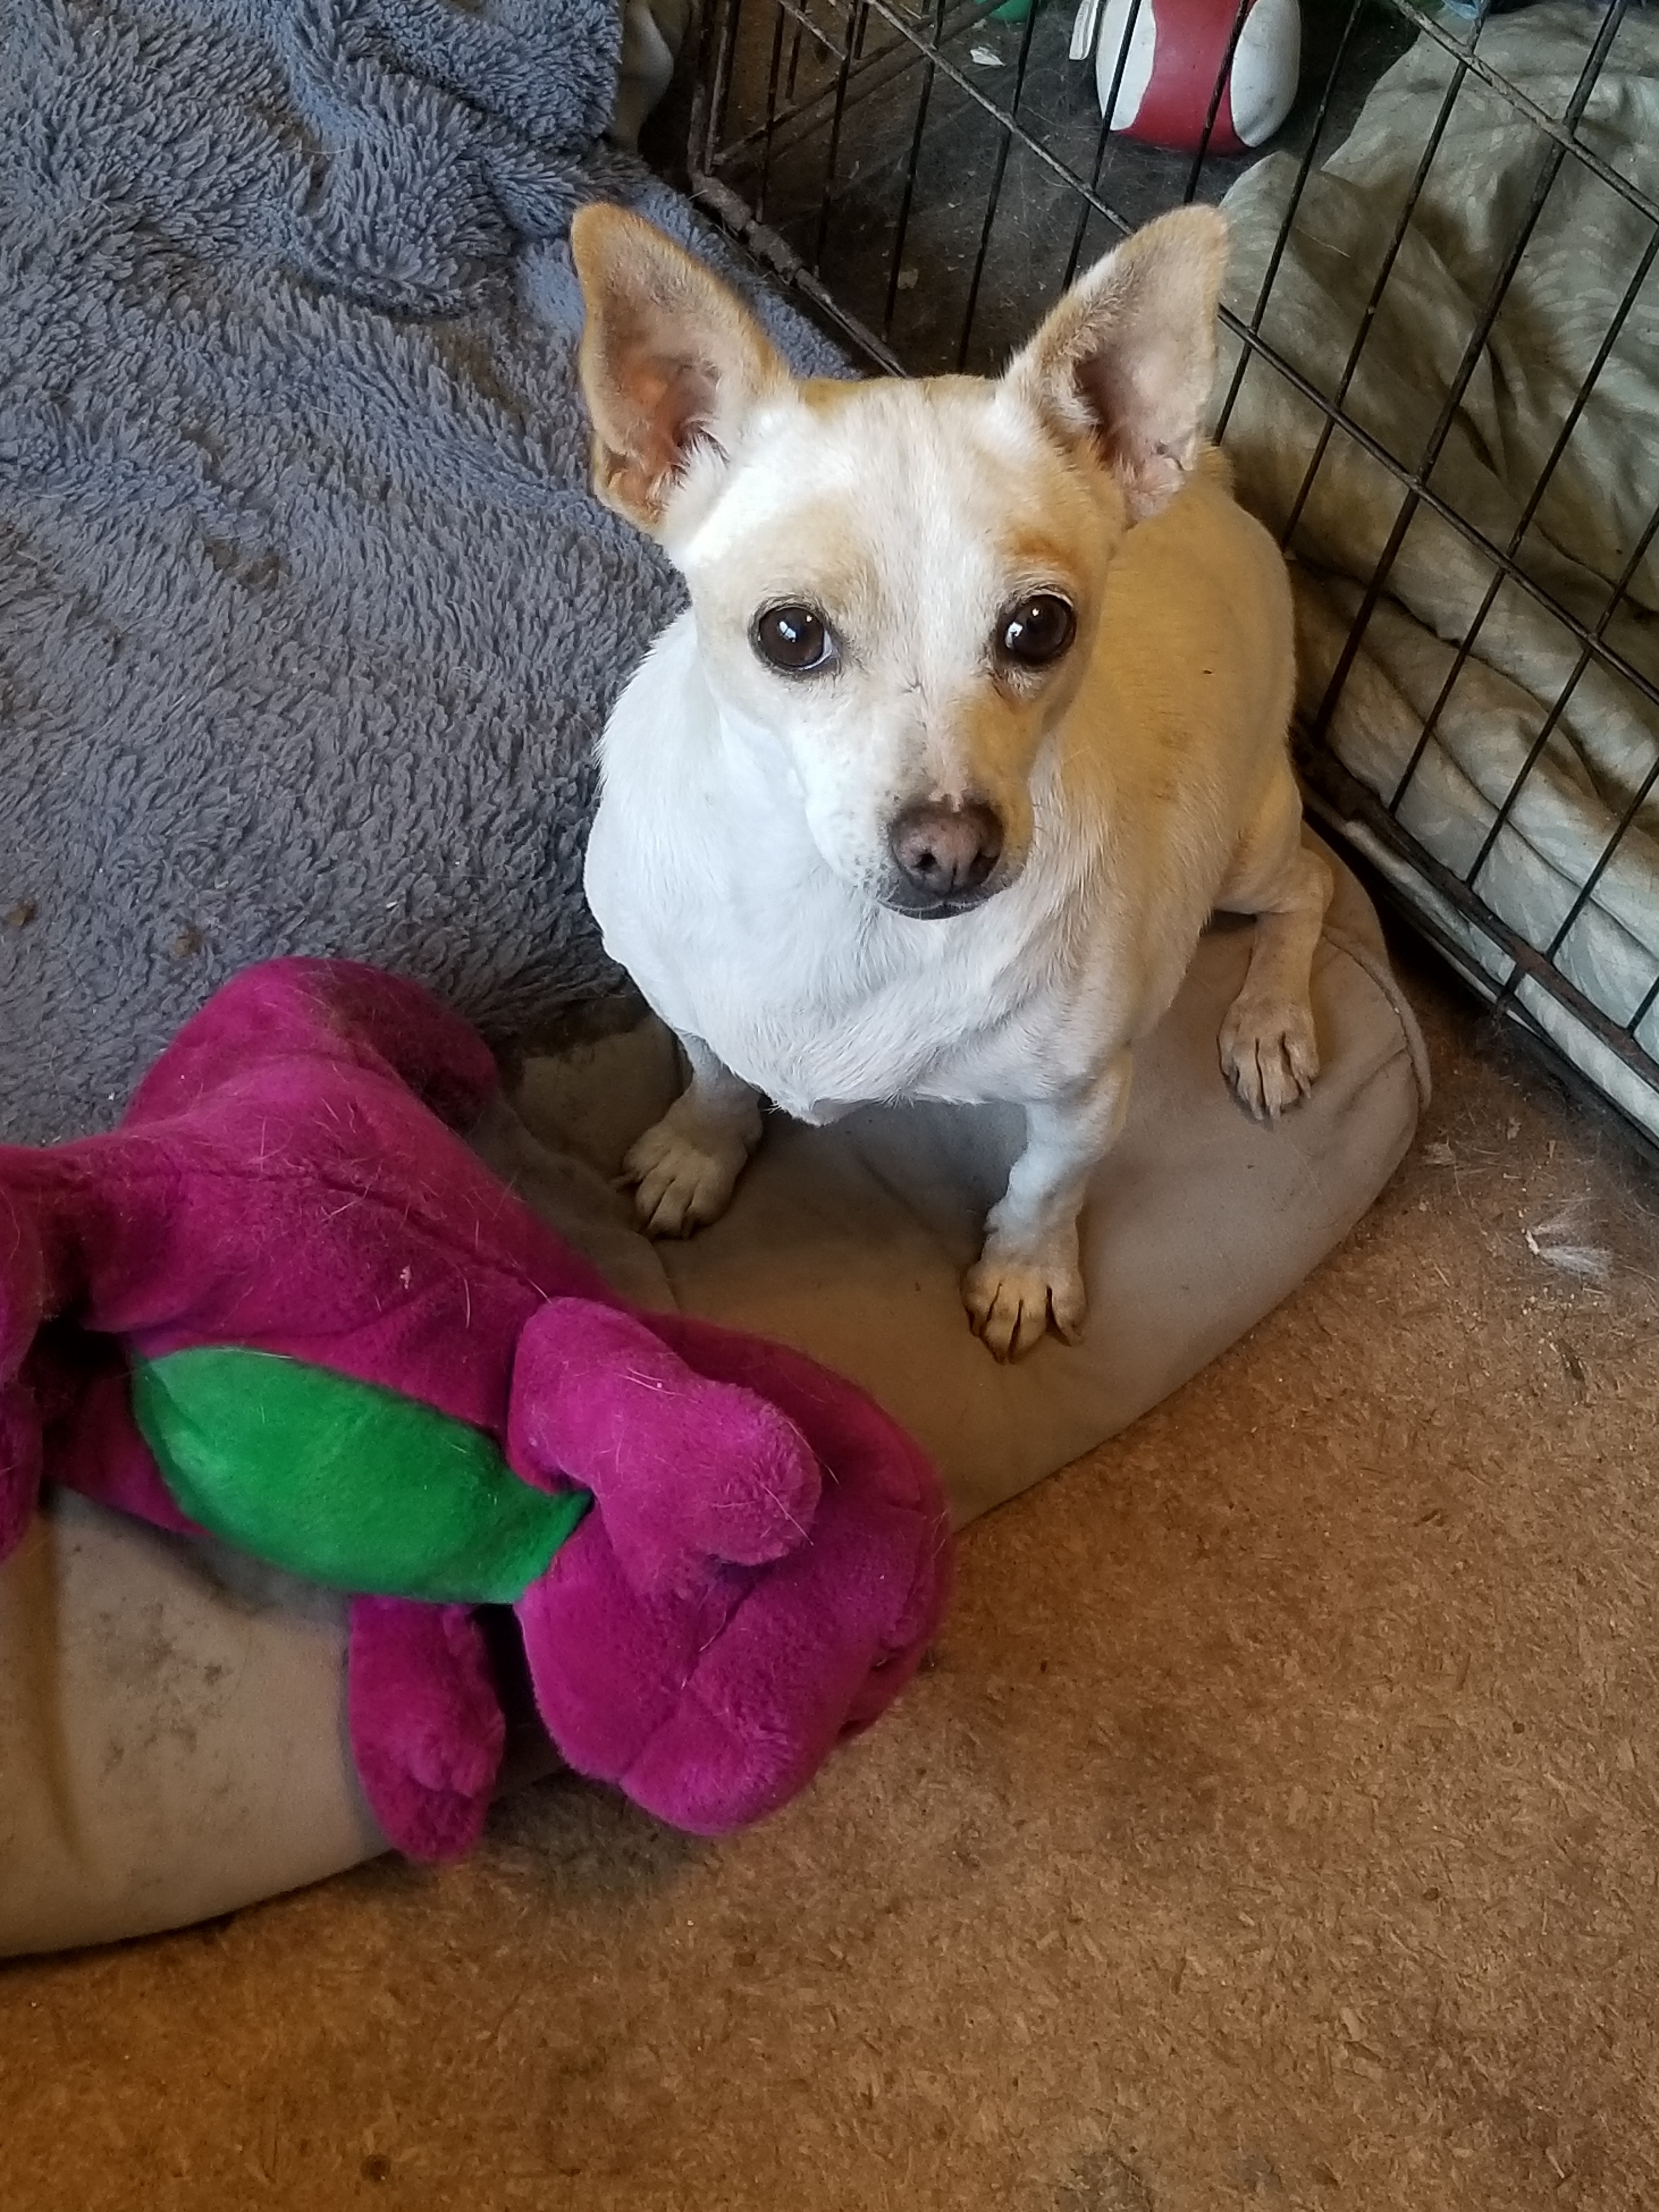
[573,203,1330,1361]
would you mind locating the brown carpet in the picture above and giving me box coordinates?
[2,937,1655,2212]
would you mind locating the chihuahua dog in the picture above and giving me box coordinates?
[573,203,1330,1361]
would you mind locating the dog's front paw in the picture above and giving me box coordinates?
[1219,992,1320,1120]
[623,1114,748,1238]
[962,1244,1086,1363]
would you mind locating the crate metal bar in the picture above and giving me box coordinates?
[1533,535,1659,964]
[1300,739,1659,1107]
[706,0,1659,233]
[690,172,909,370]
[706,0,981,180]
[1179,0,1256,205]
[714,0,1138,213]
[1384,220,1659,818]
[754,0,793,226]
[1276,52,1474,551]
[1628,963,1659,1042]
[954,0,1046,369]
[786,10,809,100]
[1465,496,1659,905]
[1386,0,1659,232]
[810,0,870,274]
[1307,2,1633,757]
[1306,774,1659,1170]
[694,0,748,177]
[1212,0,1369,444]
[881,0,947,340]
[1059,0,1144,292]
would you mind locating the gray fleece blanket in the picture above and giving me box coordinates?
[0,0,839,1145]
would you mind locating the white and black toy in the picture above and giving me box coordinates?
[1069,0,1301,155]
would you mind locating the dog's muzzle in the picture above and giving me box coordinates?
[883,799,1005,918]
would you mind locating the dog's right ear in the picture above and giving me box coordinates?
[571,206,788,534]
[1007,205,1227,522]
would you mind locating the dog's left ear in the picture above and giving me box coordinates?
[1007,206,1227,522]
[571,205,788,534]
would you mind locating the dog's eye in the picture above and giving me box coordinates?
[997,594,1076,670]
[753,604,837,676]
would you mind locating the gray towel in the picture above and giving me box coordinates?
[0,0,840,1143]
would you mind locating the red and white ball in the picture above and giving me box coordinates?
[1071,0,1301,156]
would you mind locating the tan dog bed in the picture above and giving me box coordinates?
[0,838,1426,1955]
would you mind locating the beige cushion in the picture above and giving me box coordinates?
[0,837,1426,1954]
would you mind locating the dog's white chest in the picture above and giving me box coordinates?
[585,698,1093,1116]
[592,830,1071,1116]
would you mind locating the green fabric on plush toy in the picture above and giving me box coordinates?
[0,960,953,1861]
[131,1351,592,1602]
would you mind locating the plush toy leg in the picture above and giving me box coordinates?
[507,1299,823,1599]
[0,1181,52,1560]
[347,1597,506,1861]
[47,1363,202,1538]
[124,960,500,1135]
[1,1159,219,1557]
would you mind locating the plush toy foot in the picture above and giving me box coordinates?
[509,1300,823,1598]
[517,1317,953,1835]
[348,1598,506,1861]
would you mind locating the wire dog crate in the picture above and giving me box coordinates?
[682,0,1659,1158]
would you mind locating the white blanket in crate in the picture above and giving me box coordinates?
[1216,5,1659,1137]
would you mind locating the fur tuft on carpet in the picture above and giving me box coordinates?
[0,0,840,1144]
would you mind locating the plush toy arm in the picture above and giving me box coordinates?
[347,1596,506,1861]
[506,1300,823,1599]
[125,960,500,1134]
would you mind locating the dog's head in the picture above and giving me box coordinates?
[572,205,1227,917]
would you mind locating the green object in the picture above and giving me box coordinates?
[986,0,1033,22]
[132,1348,590,1604]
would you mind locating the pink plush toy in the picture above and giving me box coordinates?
[0,961,952,1860]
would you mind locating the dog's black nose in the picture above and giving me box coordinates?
[888,801,1004,901]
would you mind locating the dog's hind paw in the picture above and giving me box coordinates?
[962,1247,1086,1363]
[1218,992,1319,1120]
[623,1114,748,1238]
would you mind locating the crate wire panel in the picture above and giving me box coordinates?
[689,0,1328,371]
[686,0,1659,1158]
